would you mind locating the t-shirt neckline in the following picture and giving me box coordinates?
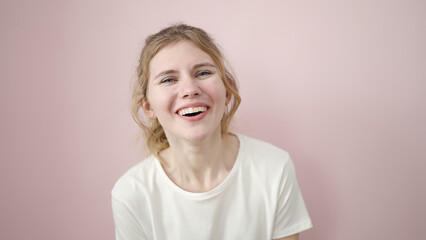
[152,134,244,199]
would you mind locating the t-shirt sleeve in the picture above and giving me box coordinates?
[272,158,313,239]
[112,196,148,240]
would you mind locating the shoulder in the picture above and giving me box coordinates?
[238,134,291,167]
[111,156,157,202]
[236,134,295,184]
[236,135,300,201]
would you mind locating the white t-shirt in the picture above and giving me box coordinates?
[112,135,312,240]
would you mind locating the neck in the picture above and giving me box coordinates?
[160,128,238,192]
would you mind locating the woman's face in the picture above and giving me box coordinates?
[144,40,229,142]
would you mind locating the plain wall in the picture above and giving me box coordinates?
[1,0,425,239]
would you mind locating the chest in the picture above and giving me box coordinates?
[140,177,279,240]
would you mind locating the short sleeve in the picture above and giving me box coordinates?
[112,196,148,240]
[272,158,313,239]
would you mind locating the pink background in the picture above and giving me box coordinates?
[1,0,425,239]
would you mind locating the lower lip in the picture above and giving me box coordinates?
[177,108,209,122]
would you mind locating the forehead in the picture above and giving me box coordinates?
[149,40,215,77]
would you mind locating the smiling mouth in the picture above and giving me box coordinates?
[177,106,208,117]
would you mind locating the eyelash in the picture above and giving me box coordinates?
[159,71,212,84]
[196,70,212,77]
[160,77,175,84]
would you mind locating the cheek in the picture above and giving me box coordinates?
[147,90,174,113]
[210,82,228,104]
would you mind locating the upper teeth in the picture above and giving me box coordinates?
[178,106,207,116]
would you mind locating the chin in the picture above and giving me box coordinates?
[183,131,211,142]
[182,125,222,143]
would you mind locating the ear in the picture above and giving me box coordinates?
[141,98,156,119]
[225,90,232,105]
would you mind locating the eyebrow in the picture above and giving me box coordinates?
[153,62,217,80]
[154,69,178,80]
[193,62,217,69]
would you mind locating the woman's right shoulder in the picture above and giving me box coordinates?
[111,156,157,202]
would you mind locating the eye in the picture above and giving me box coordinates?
[160,77,176,84]
[196,70,212,78]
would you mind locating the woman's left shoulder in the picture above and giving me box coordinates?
[237,134,292,168]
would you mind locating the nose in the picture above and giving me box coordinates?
[179,77,201,98]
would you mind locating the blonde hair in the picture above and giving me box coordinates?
[131,24,241,160]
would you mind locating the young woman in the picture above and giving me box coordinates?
[112,24,312,240]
